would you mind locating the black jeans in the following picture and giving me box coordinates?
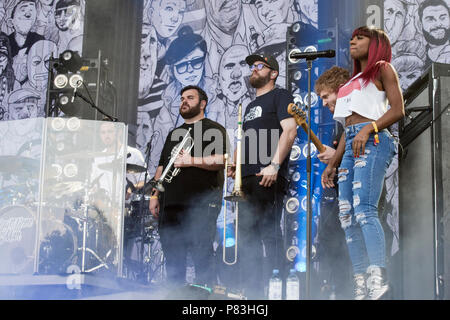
[237,175,287,299]
[159,200,220,287]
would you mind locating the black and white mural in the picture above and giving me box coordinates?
[136,0,319,178]
[385,0,450,91]
[0,0,84,120]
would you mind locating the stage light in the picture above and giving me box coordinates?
[67,117,81,131]
[285,197,300,214]
[293,70,302,81]
[64,163,78,178]
[302,244,316,259]
[51,117,66,131]
[292,172,300,182]
[293,94,303,106]
[290,145,301,161]
[54,74,69,89]
[56,94,77,116]
[50,164,63,178]
[292,22,301,33]
[69,74,83,88]
[286,246,300,262]
[59,50,83,73]
[288,48,302,64]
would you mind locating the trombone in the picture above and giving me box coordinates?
[222,103,245,265]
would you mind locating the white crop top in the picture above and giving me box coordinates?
[333,73,388,126]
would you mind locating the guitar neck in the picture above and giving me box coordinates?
[299,123,326,153]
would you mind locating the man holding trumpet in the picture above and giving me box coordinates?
[228,54,297,299]
[149,85,229,289]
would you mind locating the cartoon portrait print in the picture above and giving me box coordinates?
[54,0,84,52]
[385,0,450,92]
[0,0,84,123]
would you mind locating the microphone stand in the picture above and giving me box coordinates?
[305,58,313,300]
[289,49,335,299]
[73,88,119,122]
[138,136,154,283]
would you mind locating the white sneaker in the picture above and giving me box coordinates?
[366,266,389,300]
[353,273,367,300]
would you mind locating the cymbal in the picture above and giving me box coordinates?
[58,151,117,160]
[0,155,39,174]
[49,181,84,197]
[97,161,147,174]
[126,164,147,174]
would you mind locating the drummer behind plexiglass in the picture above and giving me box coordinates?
[93,121,147,203]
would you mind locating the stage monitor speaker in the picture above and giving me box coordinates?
[399,63,450,300]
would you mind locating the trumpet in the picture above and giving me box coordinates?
[223,103,245,265]
[154,127,194,192]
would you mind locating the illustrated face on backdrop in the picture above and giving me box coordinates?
[139,24,158,98]
[137,111,151,141]
[255,0,292,27]
[11,1,37,35]
[295,0,318,25]
[421,5,450,46]
[219,45,250,103]
[393,55,424,91]
[9,99,38,120]
[148,0,186,39]
[204,0,242,34]
[173,47,205,87]
[27,40,58,91]
[397,68,422,91]
[41,0,55,6]
[55,3,80,31]
[384,0,407,44]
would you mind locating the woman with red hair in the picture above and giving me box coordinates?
[322,26,405,300]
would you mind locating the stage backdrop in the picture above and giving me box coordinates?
[0,0,445,273]
[0,0,85,120]
[135,0,429,271]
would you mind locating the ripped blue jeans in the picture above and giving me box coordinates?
[338,122,396,274]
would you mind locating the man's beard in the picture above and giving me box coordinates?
[249,72,271,88]
[423,26,450,46]
[180,102,201,119]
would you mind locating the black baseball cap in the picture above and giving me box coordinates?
[245,54,279,72]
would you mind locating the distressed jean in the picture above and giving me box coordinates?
[338,122,396,274]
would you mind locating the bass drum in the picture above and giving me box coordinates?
[39,218,78,274]
[0,205,36,274]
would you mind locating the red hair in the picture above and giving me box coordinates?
[351,26,392,86]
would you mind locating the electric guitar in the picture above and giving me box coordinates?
[287,103,326,153]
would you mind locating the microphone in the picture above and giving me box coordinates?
[290,49,335,60]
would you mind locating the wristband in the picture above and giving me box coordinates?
[150,195,158,200]
[372,122,379,145]
[270,162,280,171]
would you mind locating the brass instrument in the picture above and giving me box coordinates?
[154,127,194,192]
[223,103,245,265]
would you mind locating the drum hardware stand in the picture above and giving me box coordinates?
[79,177,109,274]
[80,177,90,273]
[289,48,335,299]
[137,135,154,282]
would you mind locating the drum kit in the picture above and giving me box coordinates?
[0,152,164,281]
